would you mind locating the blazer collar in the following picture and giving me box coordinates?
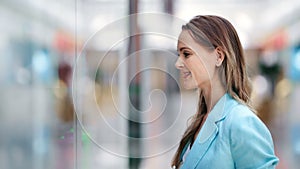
[199,93,229,141]
[207,93,229,121]
[181,93,231,169]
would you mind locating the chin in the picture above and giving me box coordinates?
[183,84,198,90]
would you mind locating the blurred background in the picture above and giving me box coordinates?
[1,0,300,169]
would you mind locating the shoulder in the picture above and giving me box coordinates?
[224,100,279,168]
[225,101,272,142]
[226,102,270,136]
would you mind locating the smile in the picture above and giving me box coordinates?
[182,71,191,79]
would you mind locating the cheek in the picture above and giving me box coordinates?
[187,58,209,81]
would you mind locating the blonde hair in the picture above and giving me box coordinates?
[171,15,253,168]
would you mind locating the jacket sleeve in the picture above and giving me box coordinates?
[229,106,279,169]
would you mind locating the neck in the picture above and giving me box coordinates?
[202,78,226,113]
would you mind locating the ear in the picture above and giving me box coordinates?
[215,47,225,67]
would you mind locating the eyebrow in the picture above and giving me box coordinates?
[179,47,191,52]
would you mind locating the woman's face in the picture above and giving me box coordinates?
[175,30,218,90]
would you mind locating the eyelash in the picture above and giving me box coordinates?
[183,52,190,58]
[177,51,191,58]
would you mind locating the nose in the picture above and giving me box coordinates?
[175,57,184,69]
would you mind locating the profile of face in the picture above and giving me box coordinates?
[175,30,222,90]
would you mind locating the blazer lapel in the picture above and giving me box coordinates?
[180,93,229,169]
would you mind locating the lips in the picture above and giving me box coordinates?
[182,71,191,79]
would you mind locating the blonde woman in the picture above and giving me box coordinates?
[172,15,278,169]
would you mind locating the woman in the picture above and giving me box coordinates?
[172,15,279,169]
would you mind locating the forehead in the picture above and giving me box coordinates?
[177,30,198,50]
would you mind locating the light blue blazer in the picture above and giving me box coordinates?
[180,93,279,169]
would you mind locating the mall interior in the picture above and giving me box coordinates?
[1,0,300,169]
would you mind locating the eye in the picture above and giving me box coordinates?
[183,52,190,58]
